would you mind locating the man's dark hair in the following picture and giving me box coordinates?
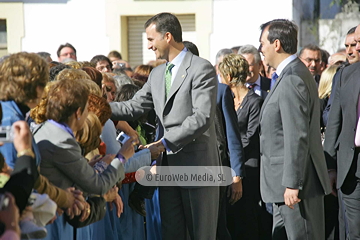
[57,43,77,57]
[115,84,140,102]
[144,12,182,43]
[90,55,112,71]
[320,49,330,66]
[347,26,356,35]
[298,44,321,58]
[49,64,71,81]
[183,41,199,56]
[260,19,298,54]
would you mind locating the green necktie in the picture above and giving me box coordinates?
[165,63,175,99]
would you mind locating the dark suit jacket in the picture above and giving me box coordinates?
[236,90,263,169]
[260,57,331,203]
[324,62,360,188]
[216,83,245,177]
[2,155,38,213]
[260,75,271,100]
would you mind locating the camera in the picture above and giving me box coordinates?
[116,132,130,145]
[116,132,138,151]
[117,63,126,69]
[0,194,9,210]
[0,126,13,143]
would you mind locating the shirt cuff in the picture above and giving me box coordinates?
[161,138,171,152]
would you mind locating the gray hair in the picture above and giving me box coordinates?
[113,73,134,92]
[215,48,233,65]
[238,45,262,64]
[37,52,51,60]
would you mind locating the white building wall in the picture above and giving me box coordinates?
[210,0,293,64]
[22,0,109,62]
[17,0,293,63]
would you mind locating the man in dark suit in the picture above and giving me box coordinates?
[238,44,271,99]
[258,19,331,239]
[110,13,219,240]
[323,26,360,126]
[324,23,360,240]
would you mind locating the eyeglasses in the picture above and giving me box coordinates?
[301,58,322,64]
[60,52,76,57]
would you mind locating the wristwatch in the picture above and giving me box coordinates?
[17,148,35,159]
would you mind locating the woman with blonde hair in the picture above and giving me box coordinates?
[218,53,264,239]
[318,65,338,132]
[319,65,338,100]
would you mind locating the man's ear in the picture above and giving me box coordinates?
[75,107,82,120]
[274,39,283,53]
[164,32,172,43]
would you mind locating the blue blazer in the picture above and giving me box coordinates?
[216,83,245,177]
[0,101,41,169]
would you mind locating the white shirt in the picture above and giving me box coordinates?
[275,54,297,77]
[168,47,188,85]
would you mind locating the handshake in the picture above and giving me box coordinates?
[117,132,165,160]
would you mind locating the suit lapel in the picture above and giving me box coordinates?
[165,52,192,106]
[154,64,167,112]
[260,58,300,120]
[260,74,282,120]
[352,72,360,108]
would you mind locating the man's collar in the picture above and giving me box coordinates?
[168,47,188,66]
[275,54,297,77]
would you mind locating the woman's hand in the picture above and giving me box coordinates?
[0,192,20,236]
[118,139,135,160]
[103,186,118,202]
[12,121,32,153]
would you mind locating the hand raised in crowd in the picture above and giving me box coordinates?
[284,188,301,209]
[119,138,136,160]
[0,192,20,236]
[125,127,140,143]
[116,121,140,143]
[12,121,32,153]
[227,176,243,205]
[112,60,130,69]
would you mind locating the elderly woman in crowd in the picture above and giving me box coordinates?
[32,78,135,240]
[219,53,264,240]
[0,52,89,238]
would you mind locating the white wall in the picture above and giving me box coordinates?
[22,0,109,62]
[210,0,293,64]
[19,0,294,63]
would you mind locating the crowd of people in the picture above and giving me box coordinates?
[0,11,359,240]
